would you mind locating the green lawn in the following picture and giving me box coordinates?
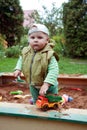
[0,58,18,73]
[59,56,87,74]
[0,56,87,74]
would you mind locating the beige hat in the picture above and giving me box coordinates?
[28,23,49,36]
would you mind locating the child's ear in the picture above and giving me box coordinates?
[47,38,50,43]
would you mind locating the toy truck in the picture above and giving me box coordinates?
[36,94,62,111]
[36,94,73,111]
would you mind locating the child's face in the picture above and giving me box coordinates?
[29,32,49,51]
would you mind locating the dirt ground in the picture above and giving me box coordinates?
[0,82,87,110]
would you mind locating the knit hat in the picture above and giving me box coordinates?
[28,23,49,36]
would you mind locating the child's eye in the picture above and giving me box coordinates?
[38,36,43,39]
[30,36,35,39]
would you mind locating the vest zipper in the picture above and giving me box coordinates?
[30,51,36,84]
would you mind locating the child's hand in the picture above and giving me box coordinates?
[39,82,50,96]
[13,70,21,77]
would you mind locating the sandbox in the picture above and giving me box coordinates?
[0,73,87,130]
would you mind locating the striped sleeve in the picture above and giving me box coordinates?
[44,56,59,85]
[14,56,22,70]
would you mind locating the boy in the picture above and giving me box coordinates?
[14,23,59,104]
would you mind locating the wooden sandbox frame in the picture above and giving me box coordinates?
[0,73,87,130]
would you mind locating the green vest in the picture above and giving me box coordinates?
[22,43,59,85]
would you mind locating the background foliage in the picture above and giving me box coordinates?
[63,0,87,58]
[0,0,24,47]
[0,0,87,59]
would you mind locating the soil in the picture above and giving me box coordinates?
[0,82,87,109]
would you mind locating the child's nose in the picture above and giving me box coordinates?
[34,38,38,42]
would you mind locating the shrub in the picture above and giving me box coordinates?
[52,35,66,56]
[20,35,28,49]
[5,45,21,58]
[0,34,7,58]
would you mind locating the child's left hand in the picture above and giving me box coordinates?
[39,82,50,96]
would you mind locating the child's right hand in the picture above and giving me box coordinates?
[39,82,50,96]
[13,70,21,77]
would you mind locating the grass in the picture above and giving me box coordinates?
[0,57,18,73]
[0,56,87,74]
[59,55,87,74]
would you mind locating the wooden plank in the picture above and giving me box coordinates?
[0,102,87,130]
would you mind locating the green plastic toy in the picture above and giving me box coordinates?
[10,90,23,95]
[17,76,25,83]
[45,94,62,103]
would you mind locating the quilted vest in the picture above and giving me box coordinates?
[21,43,59,86]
